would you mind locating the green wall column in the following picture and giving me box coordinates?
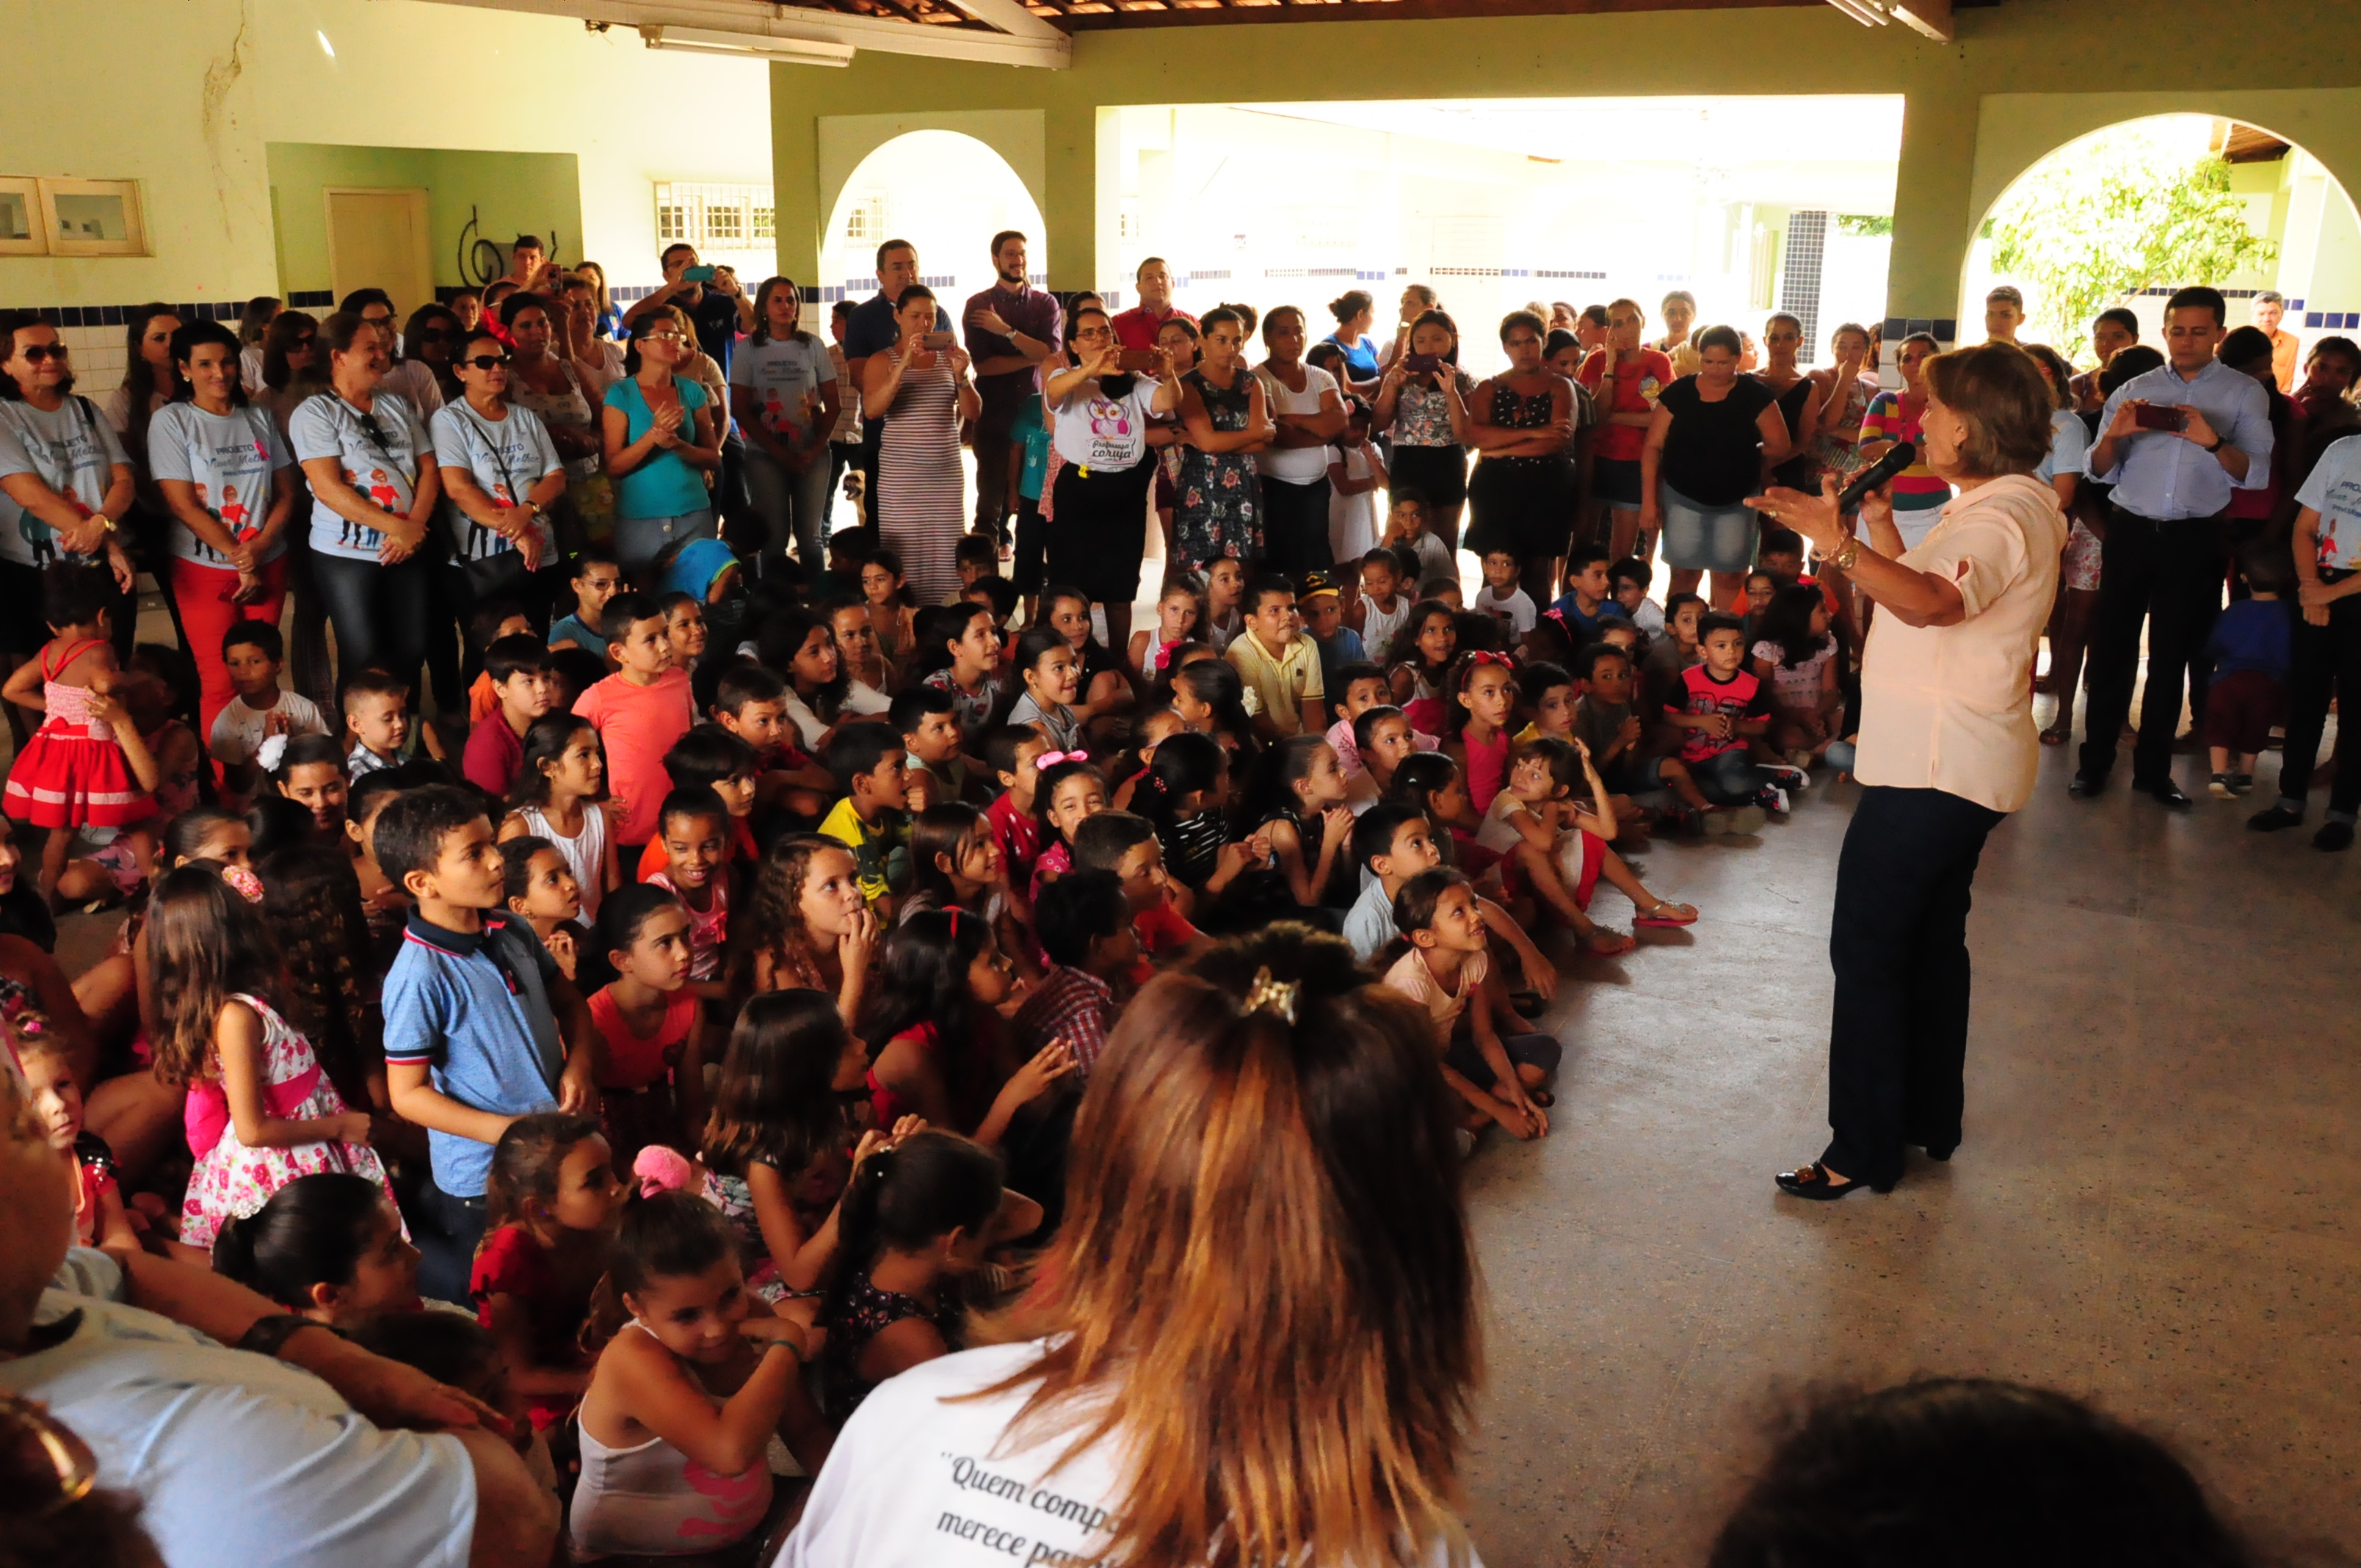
[771,65,825,286]
[1042,98,1104,295]
[1887,84,1983,329]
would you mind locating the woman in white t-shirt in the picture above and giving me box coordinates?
[1042,303,1181,656]
[0,313,137,680]
[1255,305,1348,581]
[148,321,301,743]
[287,311,443,693]
[431,328,568,674]
[783,926,1484,1568]
[732,277,842,572]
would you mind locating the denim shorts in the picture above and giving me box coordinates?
[1658,484,1758,573]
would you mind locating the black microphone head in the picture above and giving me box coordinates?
[1885,440,1915,467]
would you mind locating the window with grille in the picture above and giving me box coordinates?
[653,182,775,250]
[844,194,885,244]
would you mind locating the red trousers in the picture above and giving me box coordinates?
[170,554,291,747]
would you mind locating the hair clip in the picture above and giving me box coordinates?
[222,865,266,905]
[1465,650,1517,672]
[255,733,289,775]
[634,1144,694,1199]
[1037,749,1088,767]
[1244,965,1299,1026]
[946,907,960,937]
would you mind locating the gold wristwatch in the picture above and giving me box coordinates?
[1832,540,1861,572]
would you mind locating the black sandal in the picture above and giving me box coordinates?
[1775,1161,1882,1200]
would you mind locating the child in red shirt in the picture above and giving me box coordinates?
[572,593,693,851]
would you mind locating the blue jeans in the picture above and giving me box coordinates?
[1693,747,1770,803]
[309,551,434,704]
[614,506,717,575]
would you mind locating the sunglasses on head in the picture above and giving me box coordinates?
[463,353,511,370]
[15,344,67,364]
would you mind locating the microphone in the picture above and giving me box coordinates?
[1834,440,1917,512]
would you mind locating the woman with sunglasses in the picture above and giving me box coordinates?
[385,302,461,415]
[148,320,300,742]
[601,311,720,572]
[734,276,841,573]
[432,329,568,666]
[287,311,442,697]
[507,289,613,549]
[0,313,137,720]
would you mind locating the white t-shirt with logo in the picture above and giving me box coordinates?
[2296,432,2361,571]
[1049,379,1156,471]
[1255,363,1341,484]
[286,390,431,562]
[781,1339,1481,1568]
[429,399,564,562]
[145,402,295,567]
[729,333,837,441]
[0,396,130,566]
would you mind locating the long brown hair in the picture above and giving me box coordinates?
[120,302,180,464]
[725,833,839,1004]
[146,864,285,1089]
[973,923,1478,1568]
[255,844,374,1108]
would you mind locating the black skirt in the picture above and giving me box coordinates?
[1047,460,1156,606]
[1389,443,1470,509]
[1464,454,1575,562]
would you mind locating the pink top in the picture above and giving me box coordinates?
[573,668,694,846]
[648,871,728,981]
[1854,473,2065,814]
[588,985,700,1091]
[1460,727,1509,817]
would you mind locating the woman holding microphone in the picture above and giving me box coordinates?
[1746,344,2064,1200]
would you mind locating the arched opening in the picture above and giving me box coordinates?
[819,130,1048,304]
[1965,112,2361,364]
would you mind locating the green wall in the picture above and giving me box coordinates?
[768,0,2361,324]
[265,142,583,298]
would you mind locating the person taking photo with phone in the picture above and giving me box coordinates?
[863,285,978,605]
[2074,286,2275,808]
[1375,308,1478,554]
[1042,304,1183,653]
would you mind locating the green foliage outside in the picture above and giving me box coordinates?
[1989,125,2277,361]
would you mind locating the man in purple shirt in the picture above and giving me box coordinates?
[962,231,1062,548]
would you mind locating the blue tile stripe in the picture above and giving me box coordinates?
[8,300,258,327]
[2304,311,2360,330]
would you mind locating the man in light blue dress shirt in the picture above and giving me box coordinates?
[2074,286,2274,805]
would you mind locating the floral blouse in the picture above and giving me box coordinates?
[1389,366,1478,449]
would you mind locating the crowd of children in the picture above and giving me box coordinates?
[0,378,1967,1559]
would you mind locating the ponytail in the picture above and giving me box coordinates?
[584,1184,739,1353]
[822,1131,1003,1330]
[208,1172,387,1311]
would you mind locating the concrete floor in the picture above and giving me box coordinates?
[1456,733,2361,1565]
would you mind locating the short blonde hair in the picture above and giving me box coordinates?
[1922,344,2053,479]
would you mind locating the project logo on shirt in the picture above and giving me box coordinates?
[1082,398,1134,466]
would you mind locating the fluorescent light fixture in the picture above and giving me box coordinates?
[1824,0,1889,23]
[637,24,855,66]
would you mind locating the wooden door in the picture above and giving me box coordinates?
[324,189,432,318]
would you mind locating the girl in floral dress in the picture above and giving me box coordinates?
[145,861,393,1249]
[1174,306,1272,570]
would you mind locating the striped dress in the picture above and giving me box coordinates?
[877,357,966,605]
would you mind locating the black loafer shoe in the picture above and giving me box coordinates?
[2316,821,2356,852]
[2249,805,2304,832]
[2068,772,2105,799]
[2139,780,2193,808]
[1921,1144,1956,1161]
[1775,1162,1885,1200]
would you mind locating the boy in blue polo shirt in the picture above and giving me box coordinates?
[380,784,602,1302]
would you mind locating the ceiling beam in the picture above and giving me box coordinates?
[416,0,1072,65]
[1889,0,1950,40]
[942,0,1072,40]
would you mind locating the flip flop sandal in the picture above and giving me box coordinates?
[1633,901,1699,928]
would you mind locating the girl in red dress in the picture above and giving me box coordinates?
[1,562,159,901]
